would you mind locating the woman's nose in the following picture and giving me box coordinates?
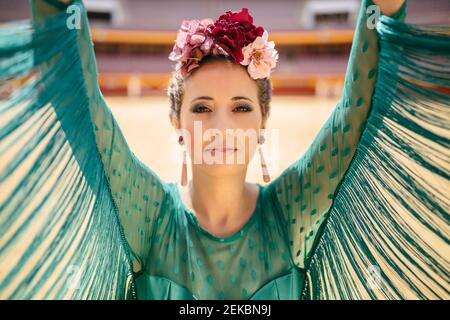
[204,109,238,146]
[209,108,235,131]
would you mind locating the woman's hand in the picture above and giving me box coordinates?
[372,0,405,17]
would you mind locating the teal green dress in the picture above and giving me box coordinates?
[3,0,448,300]
[51,0,407,300]
[14,0,406,299]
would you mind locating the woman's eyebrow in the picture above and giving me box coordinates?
[191,96,214,103]
[191,96,254,103]
[232,96,254,103]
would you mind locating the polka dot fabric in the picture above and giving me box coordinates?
[83,0,406,299]
[267,0,406,271]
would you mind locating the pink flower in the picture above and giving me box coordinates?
[168,9,279,79]
[240,30,279,79]
[168,18,214,76]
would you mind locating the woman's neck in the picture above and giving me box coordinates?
[180,168,259,237]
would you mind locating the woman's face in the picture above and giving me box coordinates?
[172,60,265,176]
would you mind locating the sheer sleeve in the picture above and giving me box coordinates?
[266,0,407,269]
[31,0,171,270]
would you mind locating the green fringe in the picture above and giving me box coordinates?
[1,9,136,299]
[303,16,449,299]
[1,6,449,300]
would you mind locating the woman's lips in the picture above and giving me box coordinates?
[206,147,238,152]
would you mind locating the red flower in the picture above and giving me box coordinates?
[208,8,264,63]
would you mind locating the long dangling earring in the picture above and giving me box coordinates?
[258,135,271,183]
[179,135,188,186]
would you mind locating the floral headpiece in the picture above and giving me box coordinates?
[168,8,279,80]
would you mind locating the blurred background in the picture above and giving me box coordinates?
[1,0,449,183]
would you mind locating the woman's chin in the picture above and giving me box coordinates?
[197,160,249,176]
[200,150,244,164]
[188,149,253,174]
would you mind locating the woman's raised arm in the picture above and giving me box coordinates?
[31,0,172,271]
[266,0,407,269]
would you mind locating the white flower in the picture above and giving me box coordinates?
[240,30,279,79]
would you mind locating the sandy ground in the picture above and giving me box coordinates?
[107,95,339,184]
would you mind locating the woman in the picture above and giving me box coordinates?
[1,0,448,299]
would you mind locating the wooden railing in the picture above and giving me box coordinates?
[97,72,345,96]
[91,29,354,46]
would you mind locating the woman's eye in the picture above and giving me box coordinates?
[192,105,211,113]
[233,105,253,112]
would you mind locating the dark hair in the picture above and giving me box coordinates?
[167,54,272,127]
